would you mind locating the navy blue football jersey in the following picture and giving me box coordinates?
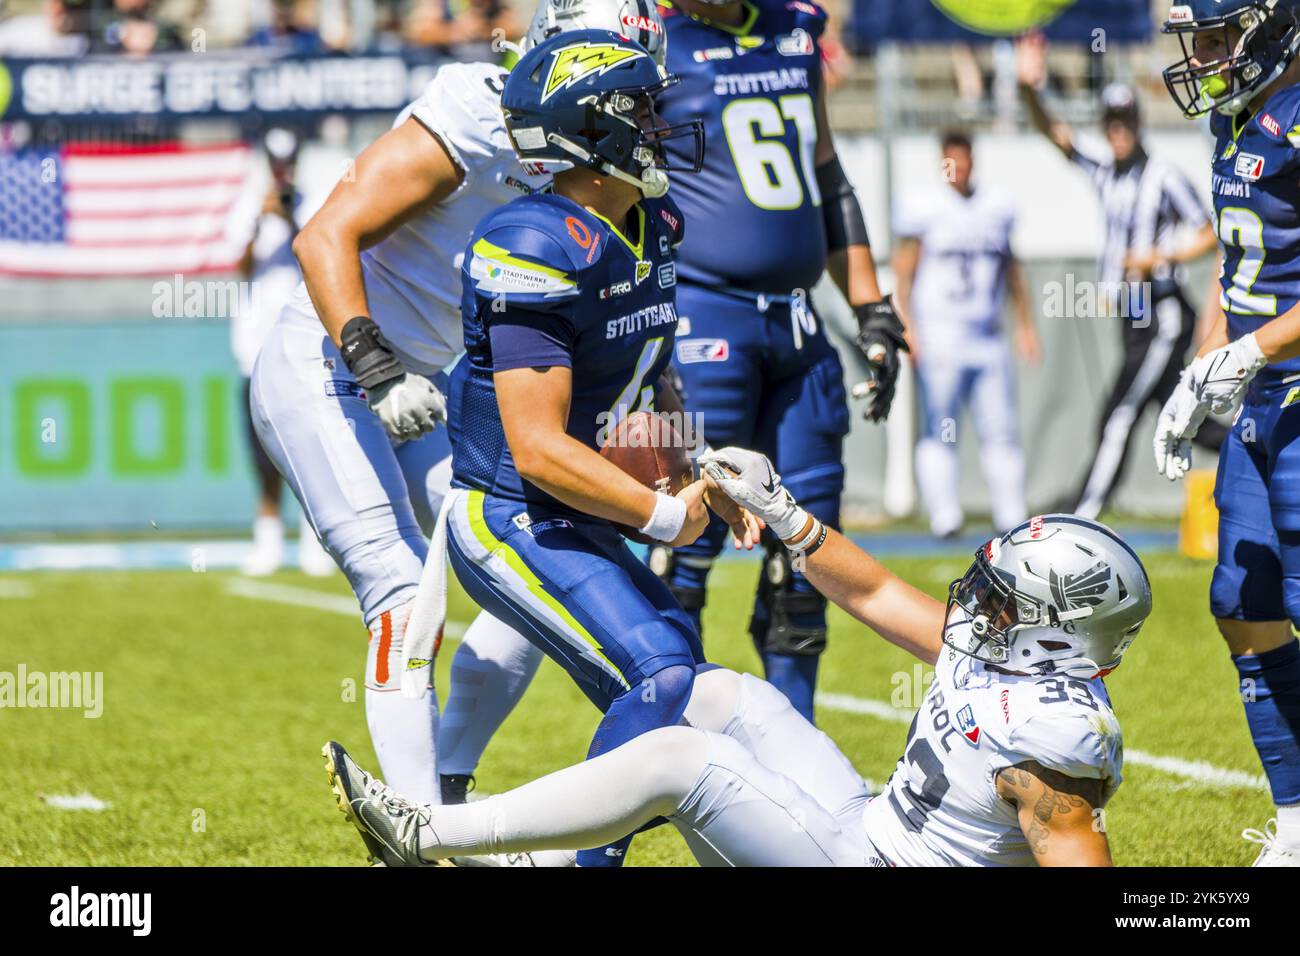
[450,191,686,511]
[656,0,828,294]
[1211,82,1300,378]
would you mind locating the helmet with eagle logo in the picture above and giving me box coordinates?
[944,515,1152,679]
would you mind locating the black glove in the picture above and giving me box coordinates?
[852,296,909,423]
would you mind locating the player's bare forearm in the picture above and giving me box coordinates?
[293,116,465,346]
[996,762,1112,866]
[1251,301,1300,364]
[495,366,661,528]
[890,239,920,326]
[828,245,883,310]
[1007,257,1035,332]
[1174,222,1220,265]
[795,526,944,663]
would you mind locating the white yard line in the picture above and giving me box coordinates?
[223,578,468,638]
[0,579,34,598]
[816,691,1268,792]
[42,792,111,811]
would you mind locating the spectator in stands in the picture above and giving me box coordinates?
[248,0,329,55]
[404,0,517,56]
[0,0,91,56]
[92,0,184,55]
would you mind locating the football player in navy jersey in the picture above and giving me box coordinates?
[1154,0,1300,866]
[442,30,758,867]
[648,0,907,723]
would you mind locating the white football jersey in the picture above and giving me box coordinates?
[283,61,549,374]
[861,646,1123,867]
[894,185,1016,341]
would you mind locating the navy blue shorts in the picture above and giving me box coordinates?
[1211,375,1300,623]
[446,489,704,711]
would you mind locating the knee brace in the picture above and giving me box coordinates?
[752,543,828,657]
[648,545,708,615]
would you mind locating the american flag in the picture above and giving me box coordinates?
[0,141,254,278]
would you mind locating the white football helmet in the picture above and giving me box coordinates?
[944,515,1152,679]
[522,0,667,69]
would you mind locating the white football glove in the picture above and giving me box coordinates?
[1186,333,1267,416]
[698,447,808,541]
[368,373,446,441]
[1153,369,1209,481]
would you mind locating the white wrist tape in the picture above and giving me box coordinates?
[640,492,687,543]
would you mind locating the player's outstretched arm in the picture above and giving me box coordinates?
[1015,33,1074,158]
[495,365,710,548]
[700,447,944,663]
[292,117,465,347]
[995,762,1112,867]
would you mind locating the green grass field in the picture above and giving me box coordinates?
[0,550,1275,866]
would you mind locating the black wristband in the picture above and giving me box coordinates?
[816,156,871,253]
[340,316,404,391]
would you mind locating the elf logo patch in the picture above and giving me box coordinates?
[956,704,981,746]
[1235,152,1265,182]
[1262,113,1282,137]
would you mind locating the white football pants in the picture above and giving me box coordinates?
[914,337,1026,536]
[415,669,880,866]
[250,305,541,804]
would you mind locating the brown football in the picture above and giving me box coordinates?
[600,410,694,543]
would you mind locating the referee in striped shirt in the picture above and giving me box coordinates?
[1018,36,1222,519]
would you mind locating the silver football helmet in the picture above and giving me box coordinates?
[944,515,1152,679]
[523,0,667,69]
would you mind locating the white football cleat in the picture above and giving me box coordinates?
[322,741,444,867]
[1243,819,1300,867]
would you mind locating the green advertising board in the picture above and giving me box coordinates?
[0,321,267,534]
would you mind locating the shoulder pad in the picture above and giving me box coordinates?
[649,195,686,247]
[467,202,585,300]
[1000,680,1123,785]
[408,61,509,169]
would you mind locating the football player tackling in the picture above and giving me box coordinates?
[1152,0,1300,866]
[425,29,764,868]
[249,0,663,822]
[326,451,1150,867]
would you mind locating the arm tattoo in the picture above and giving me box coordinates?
[997,761,1104,858]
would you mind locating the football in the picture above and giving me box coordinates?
[600,410,694,543]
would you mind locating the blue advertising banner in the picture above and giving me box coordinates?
[0,51,453,122]
[0,320,266,534]
[850,0,1153,45]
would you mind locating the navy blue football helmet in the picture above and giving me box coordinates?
[1163,0,1300,117]
[500,28,703,198]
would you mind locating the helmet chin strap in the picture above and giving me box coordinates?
[546,132,668,198]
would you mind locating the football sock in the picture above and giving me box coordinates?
[760,652,819,723]
[438,611,542,777]
[575,663,695,868]
[417,726,703,862]
[1233,638,1300,821]
[983,443,1027,534]
[1277,803,1300,848]
[365,602,441,806]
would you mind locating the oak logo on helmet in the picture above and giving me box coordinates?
[542,41,648,102]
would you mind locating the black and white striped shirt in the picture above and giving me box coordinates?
[1070,139,1209,288]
